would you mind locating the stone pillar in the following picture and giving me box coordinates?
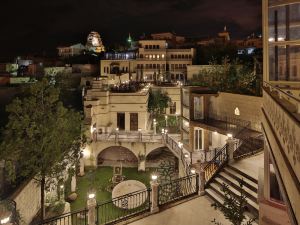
[87,197,97,225]
[138,160,146,172]
[198,167,205,196]
[71,175,76,193]
[79,158,85,177]
[226,138,238,163]
[150,181,159,213]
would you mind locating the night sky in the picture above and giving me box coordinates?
[0,0,262,58]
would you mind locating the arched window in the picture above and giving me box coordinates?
[234,107,240,116]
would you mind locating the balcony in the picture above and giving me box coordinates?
[262,82,300,224]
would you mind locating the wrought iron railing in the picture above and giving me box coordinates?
[36,208,88,225]
[233,134,264,160]
[96,188,151,225]
[158,174,198,206]
[203,144,228,186]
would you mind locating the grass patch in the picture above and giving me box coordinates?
[70,167,154,212]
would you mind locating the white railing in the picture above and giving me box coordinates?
[96,131,162,143]
[162,134,191,176]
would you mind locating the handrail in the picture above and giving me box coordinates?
[203,144,228,185]
[163,134,190,176]
[263,81,300,114]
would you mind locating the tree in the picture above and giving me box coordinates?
[0,78,84,221]
[148,89,171,116]
[211,181,256,225]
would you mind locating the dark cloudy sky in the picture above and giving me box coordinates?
[0,0,261,58]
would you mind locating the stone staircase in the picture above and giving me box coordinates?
[205,164,259,220]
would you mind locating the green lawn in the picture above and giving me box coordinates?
[70,167,154,212]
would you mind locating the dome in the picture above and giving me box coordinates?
[86,31,105,53]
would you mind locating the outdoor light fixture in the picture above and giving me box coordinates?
[184,153,189,158]
[116,127,119,132]
[165,115,168,120]
[0,216,10,225]
[153,119,156,122]
[178,142,183,148]
[213,131,218,135]
[88,193,96,199]
[151,174,158,181]
[227,133,233,139]
[138,128,142,132]
[60,185,64,189]
[165,129,168,134]
[161,128,165,133]
[190,168,196,174]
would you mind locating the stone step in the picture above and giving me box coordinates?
[215,174,258,203]
[205,188,258,224]
[227,165,258,184]
[209,181,259,213]
[223,167,258,193]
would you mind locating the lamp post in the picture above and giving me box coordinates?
[0,200,16,225]
[87,191,96,225]
[150,174,159,213]
[115,127,119,142]
[153,119,157,135]
[165,115,168,127]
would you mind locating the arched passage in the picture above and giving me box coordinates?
[146,147,178,169]
[97,146,138,167]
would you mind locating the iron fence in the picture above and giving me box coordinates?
[158,174,198,206]
[204,144,228,186]
[96,188,151,225]
[36,209,88,225]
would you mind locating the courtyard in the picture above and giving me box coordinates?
[69,167,155,211]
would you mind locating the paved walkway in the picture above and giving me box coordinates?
[231,152,264,179]
[128,196,231,225]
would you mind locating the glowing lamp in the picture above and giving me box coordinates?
[151,174,158,181]
[190,169,196,174]
[88,193,96,199]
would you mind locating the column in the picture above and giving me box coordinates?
[226,137,238,163]
[153,119,157,135]
[87,196,97,225]
[138,160,146,172]
[79,158,85,177]
[71,175,77,193]
[198,167,205,196]
[150,180,159,213]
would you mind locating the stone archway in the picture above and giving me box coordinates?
[146,147,178,169]
[97,146,138,167]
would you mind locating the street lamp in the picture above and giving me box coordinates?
[165,115,168,127]
[151,174,158,181]
[190,168,196,174]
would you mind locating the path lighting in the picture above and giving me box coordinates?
[88,193,96,199]
[227,133,233,139]
[190,168,196,174]
[138,128,142,132]
[151,174,158,181]
[184,153,189,158]
[161,128,165,134]
[213,131,218,135]
[178,142,183,148]
[60,185,64,189]
[164,129,168,134]
[116,127,119,132]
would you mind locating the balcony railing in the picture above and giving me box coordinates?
[96,132,162,143]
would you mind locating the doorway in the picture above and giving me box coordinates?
[117,113,125,130]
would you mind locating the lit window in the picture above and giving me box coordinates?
[234,107,240,116]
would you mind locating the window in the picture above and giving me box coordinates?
[194,128,203,151]
[234,107,240,116]
[145,45,148,49]
[170,102,176,114]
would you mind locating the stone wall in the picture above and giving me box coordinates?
[210,92,263,131]
[11,179,41,225]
